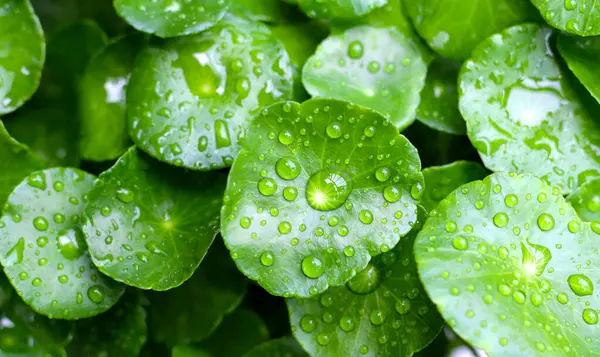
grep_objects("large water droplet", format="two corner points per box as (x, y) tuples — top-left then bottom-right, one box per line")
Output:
(537, 213), (555, 231)
(369, 310), (386, 325)
(582, 308), (598, 325)
(568, 274), (594, 296)
(116, 188), (135, 203)
(260, 251), (275, 266)
(87, 285), (105, 304)
(347, 264), (379, 294)
(257, 178), (277, 196)
(306, 170), (352, 211)
(301, 255), (325, 279)
(275, 157), (301, 180)
(300, 314), (316, 332)
(56, 228), (86, 260)
(520, 240), (552, 276)
(347, 41), (364, 59)
(33, 217), (49, 231)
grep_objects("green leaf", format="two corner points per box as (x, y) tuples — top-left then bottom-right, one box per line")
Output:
(458, 24), (600, 194)
(420, 161), (487, 212)
(415, 172), (600, 356)
(403, 0), (538, 61)
(287, 209), (443, 357)
(172, 346), (213, 357)
(297, 0), (387, 19)
(79, 33), (146, 162)
(82, 147), (226, 290)
(416, 58), (466, 135)
(127, 15), (294, 171)
(228, 0), (296, 22)
(243, 337), (308, 357)
(114, 0), (230, 38)
(0, 121), (45, 209)
(0, 168), (125, 319)
(557, 34), (600, 104)
(221, 99), (423, 298)
(567, 178), (600, 222)
(0, 0), (45, 115)
(530, 0), (600, 36)
(66, 291), (147, 357)
(302, 26), (427, 131)
(147, 238), (247, 345)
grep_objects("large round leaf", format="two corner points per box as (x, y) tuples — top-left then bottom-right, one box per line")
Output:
(79, 33), (146, 162)
(302, 25), (427, 131)
(415, 172), (600, 356)
(416, 58), (466, 135)
(287, 216), (444, 357)
(82, 147), (226, 290)
(147, 238), (247, 345)
(243, 337), (308, 357)
(567, 178), (600, 222)
(0, 122), (45, 209)
(530, 0), (600, 36)
(66, 291), (147, 357)
(0, 168), (125, 319)
(459, 24), (600, 194)
(403, 0), (538, 61)
(297, 0), (386, 19)
(113, 0), (229, 38)
(0, 0), (45, 115)
(557, 34), (600, 104)
(221, 99), (423, 298)
(127, 15), (294, 171)
(420, 161), (487, 212)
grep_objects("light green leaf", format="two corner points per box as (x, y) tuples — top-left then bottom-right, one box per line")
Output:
(221, 99), (423, 298)
(403, 0), (538, 61)
(420, 161), (487, 212)
(114, 0), (229, 38)
(147, 238), (247, 345)
(243, 337), (308, 357)
(0, 168), (125, 319)
(416, 58), (466, 135)
(567, 178), (600, 222)
(79, 33), (146, 162)
(458, 24), (600, 194)
(297, 0), (387, 19)
(0, 0), (45, 115)
(531, 0), (600, 36)
(557, 34), (600, 104)
(303, 26), (427, 130)
(229, 0), (296, 22)
(66, 291), (147, 357)
(82, 147), (226, 290)
(415, 172), (600, 356)
(0, 121), (45, 209)
(287, 212), (444, 357)
(127, 15), (294, 170)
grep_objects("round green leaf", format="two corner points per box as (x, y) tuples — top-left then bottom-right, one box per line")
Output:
(302, 26), (427, 131)
(147, 238), (247, 345)
(221, 99), (423, 298)
(113, 0), (229, 38)
(531, 0), (600, 36)
(403, 0), (538, 61)
(415, 172), (600, 356)
(297, 0), (387, 19)
(0, 168), (125, 319)
(567, 178), (600, 222)
(287, 210), (443, 357)
(0, 0), (45, 115)
(420, 161), (487, 212)
(459, 24), (600, 194)
(557, 34), (600, 104)
(79, 33), (145, 162)
(127, 15), (294, 171)
(82, 147), (226, 290)
(0, 121), (45, 208)
(416, 58), (466, 135)
(243, 337), (308, 357)
(229, 0), (295, 22)
(66, 291), (147, 357)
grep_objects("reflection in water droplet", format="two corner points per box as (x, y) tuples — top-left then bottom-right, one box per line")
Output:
(116, 188), (135, 203)
(568, 274), (594, 296)
(260, 251), (275, 266)
(87, 285), (105, 304)
(257, 178), (277, 196)
(582, 308), (598, 325)
(56, 228), (86, 260)
(306, 170), (352, 211)
(276, 157), (301, 180)
(300, 314), (316, 332)
(301, 255), (325, 279)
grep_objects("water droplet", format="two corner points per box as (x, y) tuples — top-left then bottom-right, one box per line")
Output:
(369, 310), (386, 325)
(359, 210), (373, 224)
(582, 308), (598, 325)
(116, 188), (135, 203)
(32, 278), (42, 286)
(58, 275), (68, 284)
(278, 221), (292, 234)
(343, 246), (355, 257)
(410, 182), (423, 200)
(27, 172), (47, 190)
(33, 217), (48, 231)
(317, 333), (330, 346)
(375, 167), (391, 182)
(300, 314), (316, 332)
(347, 41), (364, 59)
(383, 185), (401, 203)
(347, 264), (379, 294)
(306, 170), (352, 211)
(278, 130), (294, 145)
(339, 315), (356, 332)
(452, 236), (469, 251)
(283, 186), (298, 201)
(504, 194), (518, 207)
(275, 157), (301, 180)
(568, 274), (594, 296)
(530, 292), (543, 306)
(56, 228), (86, 260)
(557, 292), (568, 304)
(260, 251), (275, 266)
(498, 284), (511, 296)
(302, 256), (325, 279)
(240, 217), (251, 229)
(493, 212), (509, 227)
(363, 126), (375, 137)
(513, 291), (526, 304)
(326, 121), (343, 138)
(87, 285), (105, 304)
(537, 213), (555, 231)
(258, 178), (277, 196)
(395, 298), (411, 314)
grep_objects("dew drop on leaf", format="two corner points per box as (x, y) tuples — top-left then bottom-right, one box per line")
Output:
(567, 274), (594, 296)
(301, 256), (325, 279)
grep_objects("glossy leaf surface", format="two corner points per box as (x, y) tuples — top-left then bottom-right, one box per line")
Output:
(243, 337), (308, 357)
(297, 0), (387, 19)
(221, 99), (423, 298)
(531, 0), (600, 36)
(567, 178), (600, 222)
(557, 34), (600, 104)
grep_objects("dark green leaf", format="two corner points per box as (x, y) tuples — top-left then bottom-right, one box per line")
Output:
(531, 0), (600, 36)
(403, 0), (538, 61)
(0, 168), (125, 319)
(557, 34), (600, 104)
(172, 346), (213, 357)
(66, 291), (147, 357)
(415, 172), (600, 356)
(567, 178), (600, 222)
(127, 15), (294, 170)
(83, 147), (226, 290)
(243, 337), (308, 357)
(297, 0), (387, 19)
(114, 0), (230, 38)
(147, 238), (247, 345)
(416, 58), (466, 135)
(221, 99), (423, 298)
(302, 25), (427, 130)
(0, 0), (45, 115)
(79, 33), (146, 161)
(458, 24), (600, 194)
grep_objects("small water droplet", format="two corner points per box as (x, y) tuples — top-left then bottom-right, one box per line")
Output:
(260, 251), (275, 266)
(257, 178), (277, 196)
(275, 157), (301, 180)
